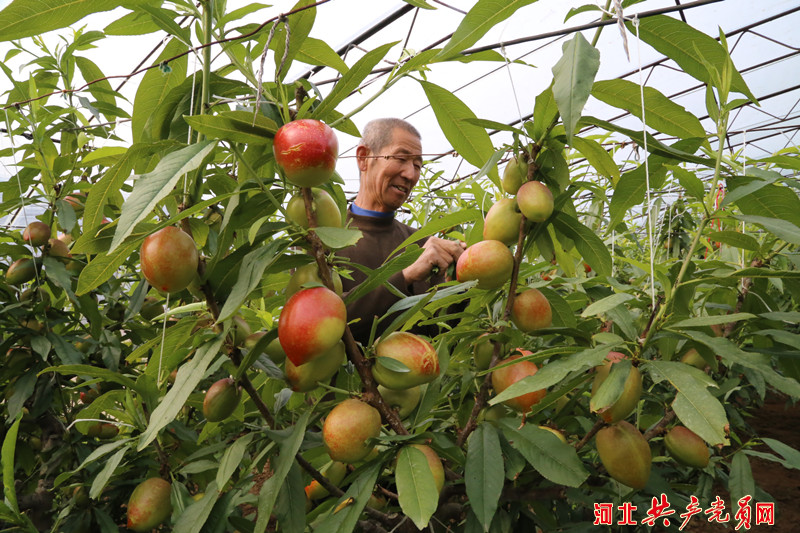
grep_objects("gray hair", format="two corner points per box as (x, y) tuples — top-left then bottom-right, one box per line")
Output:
(358, 118), (421, 153)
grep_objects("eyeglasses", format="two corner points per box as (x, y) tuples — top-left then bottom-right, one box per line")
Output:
(372, 154), (423, 172)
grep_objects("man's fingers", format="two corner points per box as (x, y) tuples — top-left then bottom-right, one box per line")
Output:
(426, 237), (466, 260)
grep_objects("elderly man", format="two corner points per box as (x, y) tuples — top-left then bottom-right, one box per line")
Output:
(337, 118), (465, 346)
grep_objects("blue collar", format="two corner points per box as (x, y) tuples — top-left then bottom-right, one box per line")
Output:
(350, 203), (395, 219)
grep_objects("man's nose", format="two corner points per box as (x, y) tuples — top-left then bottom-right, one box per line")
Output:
(398, 160), (420, 180)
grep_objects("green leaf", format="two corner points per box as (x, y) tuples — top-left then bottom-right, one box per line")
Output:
(390, 209), (481, 258)
(376, 356), (411, 373)
(312, 461), (382, 533)
(565, 4), (601, 22)
(671, 166), (705, 201)
(110, 140), (216, 252)
(436, 0), (539, 60)
(254, 412), (310, 533)
(722, 170), (781, 208)
(499, 420), (589, 487)
(76, 240), (139, 296)
(219, 3), (270, 27)
(132, 37), (187, 143)
(466, 423), (504, 531)
(269, 0), (315, 80)
(42, 256), (77, 304)
(312, 41), (398, 121)
(531, 83), (558, 142)
(104, 9), (161, 35)
(727, 177), (800, 227)
(462, 118), (526, 136)
(0, 0), (126, 41)
(403, 0), (436, 8)
(608, 138), (705, 230)
(629, 15), (755, 102)
(82, 142), (163, 236)
(420, 81), (499, 183)
(550, 211), (612, 277)
(538, 287), (576, 328)
(551, 32), (600, 141)
(581, 116), (712, 166)
(138, 336), (224, 450)
(184, 111), (277, 144)
(678, 331), (800, 398)
(581, 293), (634, 318)
(490, 344), (619, 406)
(733, 215), (800, 245)
(396, 446), (439, 530)
(173, 481), (220, 533)
(313, 227), (363, 250)
(89, 447), (127, 499)
(570, 136), (620, 183)
(343, 247), (423, 305)
(760, 311), (800, 323)
(295, 37), (349, 75)
(590, 358), (631, 413)
(216, 434), (255, 489)
(138, 4), (189, 43)
(275, 463), (305, 533)
(761, 438), (800, 470)
(668, 313), (756, 328)
(729, 452), (755, 511)
(707, 230), (760, 252)
(473, 147), (507, 184)
(644, 360), (728, 445)
(756, 155), (800, 171)
(41, 364), (141, 393)
(2, 415), (22, 514)
(592, 80), (705, 139)
(70, 439), (132, 478)
(714, 268), (800, 280)
(75, 57), (116, 106)
(217, 240), (289, 322)
(6, 373), (36, 422)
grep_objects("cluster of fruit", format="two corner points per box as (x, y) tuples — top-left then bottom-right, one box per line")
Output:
(6, 221), (75, 287)
(121, 120), (713, 529)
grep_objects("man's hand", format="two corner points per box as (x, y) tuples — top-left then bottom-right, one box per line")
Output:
(402, 237), (466, 284)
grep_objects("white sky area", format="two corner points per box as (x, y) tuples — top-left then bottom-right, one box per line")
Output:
(1, 0), (798, 218)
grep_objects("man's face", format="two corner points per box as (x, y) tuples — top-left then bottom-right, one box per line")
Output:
(356, 128), (423, 212)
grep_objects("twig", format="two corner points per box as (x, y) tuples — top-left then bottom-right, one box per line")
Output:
(299, 188), (409, 435)
(199, 259), (277, 429)
(295, 455), (395, 526)
(638, 294), (663, 348)
(575, 419), (606, 451)
(643, 409), (676, 440)
(457, 202), (528, 447)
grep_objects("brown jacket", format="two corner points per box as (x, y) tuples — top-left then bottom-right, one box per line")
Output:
(336, 209), (443, 347)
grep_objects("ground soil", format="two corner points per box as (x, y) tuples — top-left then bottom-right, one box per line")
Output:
(681, 393), (799, 533)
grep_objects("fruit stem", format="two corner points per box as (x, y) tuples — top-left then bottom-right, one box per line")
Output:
(295, 457), (393, 525)
(300, 188), (409, 435)
(590, 0), (614, 47)
(230, 350), (278, 428)
(638, 215), (709, 353)
(314, 382), (354, 396)
(574, 419), (606, 451)
(457, 207), (529, 447)
(642, 409), (676, 440)
(197, 260), (279, 429)
(199, 0), (213, 134)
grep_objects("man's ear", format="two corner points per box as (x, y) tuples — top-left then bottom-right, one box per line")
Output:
(356, 144), (370, 173)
